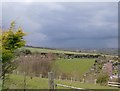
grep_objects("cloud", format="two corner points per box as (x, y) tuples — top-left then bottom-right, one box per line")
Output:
(2, 2), (118, 48)
(0, 2), (2, 27)
(2, 0), (119, 2)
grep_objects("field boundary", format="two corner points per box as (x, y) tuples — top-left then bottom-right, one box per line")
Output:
(108, 81), (120, 87)
(56, 83), (85, 90)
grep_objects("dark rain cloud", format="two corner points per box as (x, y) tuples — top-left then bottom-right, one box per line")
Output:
(2, 2), (118, 48)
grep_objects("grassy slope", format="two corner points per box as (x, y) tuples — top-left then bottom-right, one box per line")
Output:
(25, 47), (115, 58)
(5, 74), (48, 89)
(54, 58), (95, 76)
(5, 74), (117, 89)
(25, 47), (98, 55)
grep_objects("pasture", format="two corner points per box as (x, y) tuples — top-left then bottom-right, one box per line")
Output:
(23, 47), (116, 58)
(5, 74), (118, 89)
(25, 47), (98, 55)
(53, 58), (95, 77)
(3, 47), (118, 90)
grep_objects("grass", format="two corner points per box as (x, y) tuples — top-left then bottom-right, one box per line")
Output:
(5, 74), (48, 89)
(0, 80), (2, 90)
(53, 58), (95, 76)
(5, 74), (118, 90)
(24, 47), (115, 58)
(56, 80), (118, 89)
(25, 47), (98, 55)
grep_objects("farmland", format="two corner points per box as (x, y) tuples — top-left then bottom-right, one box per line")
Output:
(53, 58), (95, 77)
(5, 74), (117, 90)
(24, 47), (98, 55)
(3, 47), (119, 89)
(24, 47), (117, 56)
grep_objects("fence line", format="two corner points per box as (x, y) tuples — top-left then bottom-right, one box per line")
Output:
(56, 84), (85, 90)
(108, 81), (120, 87)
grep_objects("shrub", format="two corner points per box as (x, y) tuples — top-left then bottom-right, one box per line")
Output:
(96, 73), (109, 85)
(15, 48), (32, 56)
(22, 49), (32, 55)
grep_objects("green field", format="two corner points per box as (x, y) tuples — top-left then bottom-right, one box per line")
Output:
(25, 47), (98, 55)
(24, 47), (115, 58)
(53, 58), (95, 77)
(5, 74), (117, 90)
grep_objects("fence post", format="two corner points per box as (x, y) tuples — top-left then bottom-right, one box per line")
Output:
(59, 76), (61, 80)
(23, 72), (26, 90)
(94, 79), (97, 84)
(48, 72), (54, 90)
(40, 74), (42, 78)
(17, 71), (19, 75)
(82, 78), (85, 83)
(65, 77), (67, 80)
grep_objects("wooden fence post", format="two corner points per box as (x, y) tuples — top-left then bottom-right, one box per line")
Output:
(23, 72), (26, 90)
(59, 76), (61, 80)
(48, 72), (54, 90)
(82, 78), (85, 83)
(17, 71), (19, 75)
(40, 74), (42, 78)
(65, 77), (67, 80)
(94, 79), (97, 84)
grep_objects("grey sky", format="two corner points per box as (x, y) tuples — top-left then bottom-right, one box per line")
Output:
(2, 2), (118, 49)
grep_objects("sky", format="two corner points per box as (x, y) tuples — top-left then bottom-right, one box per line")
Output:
(2, 2), (118, 49)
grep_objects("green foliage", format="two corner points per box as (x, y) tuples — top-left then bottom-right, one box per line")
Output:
(1, 21), (26, 88)
(2, 48), (14, 63)
(22, 49), (32, 55)
(96, 73), (109, 85)
(2, 21), (26, 62)
(15, 48), (32, 56)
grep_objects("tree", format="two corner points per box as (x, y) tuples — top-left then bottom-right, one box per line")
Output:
(1, 21), (26, 88)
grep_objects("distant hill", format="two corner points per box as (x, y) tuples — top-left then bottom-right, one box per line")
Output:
(25, 45), (118, 56)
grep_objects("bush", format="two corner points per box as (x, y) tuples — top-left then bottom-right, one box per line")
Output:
(96, 73), (109, 85)
(15, 48), (32, 56)
(23, 49), (32, 55)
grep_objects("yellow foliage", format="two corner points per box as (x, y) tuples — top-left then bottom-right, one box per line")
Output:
(1, 21), (26, 62)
